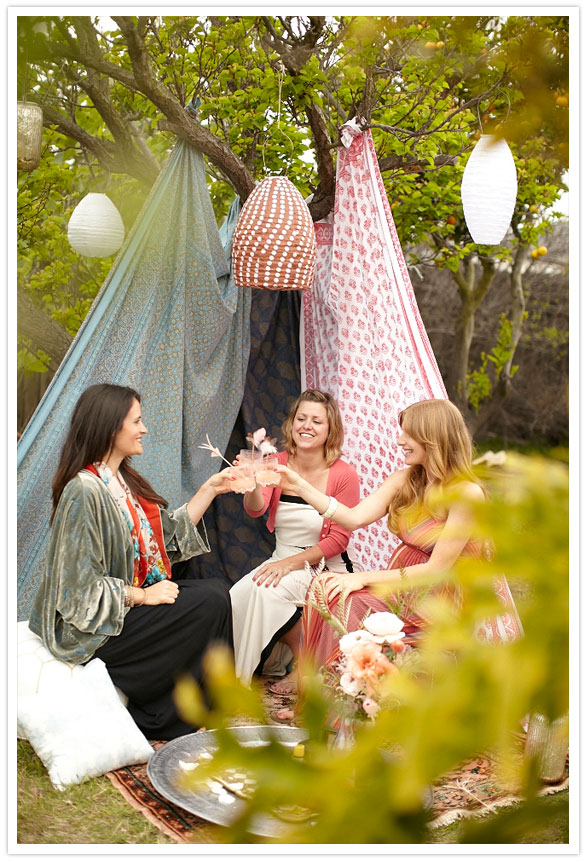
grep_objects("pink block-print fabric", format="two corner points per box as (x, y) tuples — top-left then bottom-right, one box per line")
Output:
(301, 120), (523, 644)
(301, 120), (447, 572)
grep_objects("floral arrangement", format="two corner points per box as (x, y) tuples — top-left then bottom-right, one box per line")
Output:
(198, 427), (278, 466)
(304, 563), (414, 725)
(336, 612), (407, 720)
(246, 428), (278, 455)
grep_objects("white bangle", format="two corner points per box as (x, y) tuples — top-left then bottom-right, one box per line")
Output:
(319, 496), (338, 520)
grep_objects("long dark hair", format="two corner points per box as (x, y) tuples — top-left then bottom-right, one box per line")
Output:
(51, 383), (167, 521)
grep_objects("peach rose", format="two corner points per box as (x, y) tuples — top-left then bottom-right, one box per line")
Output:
(347, 640), (393, 686)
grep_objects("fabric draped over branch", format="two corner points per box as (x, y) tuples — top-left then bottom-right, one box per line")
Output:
(17, 142), (251, 620)
(301, 119), (447, 572)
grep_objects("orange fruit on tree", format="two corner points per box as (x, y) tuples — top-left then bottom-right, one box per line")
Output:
(537, 246), (548, 256)
(447, 215), (457, 225)
(531, 250), (539, 259)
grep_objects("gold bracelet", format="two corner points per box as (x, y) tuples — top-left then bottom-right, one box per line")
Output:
(123, 585), (134, 608)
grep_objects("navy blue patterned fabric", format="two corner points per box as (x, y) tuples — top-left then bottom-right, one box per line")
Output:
(173, 288), (302, 584)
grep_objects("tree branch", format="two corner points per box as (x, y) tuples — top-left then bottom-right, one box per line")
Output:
(18, 288), (72, 370)
(378, 153), (457, 172)
(42, 105), (160, 188)
(112, 16), (255, 202)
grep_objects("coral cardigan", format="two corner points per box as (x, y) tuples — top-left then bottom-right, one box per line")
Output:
(243, 450), (360, 560)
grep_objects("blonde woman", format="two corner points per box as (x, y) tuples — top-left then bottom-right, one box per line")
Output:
(230, 390), (360, 688)
(276, 399), (487, 669)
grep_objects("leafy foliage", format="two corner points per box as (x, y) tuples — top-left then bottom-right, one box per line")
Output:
(16, 15), (569, 421)
(174, 454), (569, 844)
(467, 314), (521, 412)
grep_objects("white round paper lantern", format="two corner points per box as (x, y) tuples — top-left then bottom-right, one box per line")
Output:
(460, 134), (518, 245)
(67, 193), (125, 257)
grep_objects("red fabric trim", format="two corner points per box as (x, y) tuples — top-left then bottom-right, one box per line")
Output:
(139, 496), (172, 579)
(84, 465), (172, 582)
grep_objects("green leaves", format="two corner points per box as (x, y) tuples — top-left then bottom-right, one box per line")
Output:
(172, 453), (568, 844)
(17, 14), (568, 417)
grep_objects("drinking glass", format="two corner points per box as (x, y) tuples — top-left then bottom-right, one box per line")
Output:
(256, 455), (280, 487)
(232, 457), (256, 493)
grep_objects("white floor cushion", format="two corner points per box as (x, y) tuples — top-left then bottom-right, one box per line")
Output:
(17, 621), (153, 790)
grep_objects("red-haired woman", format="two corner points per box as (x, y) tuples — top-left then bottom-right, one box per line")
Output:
(276, 399), (516, 671)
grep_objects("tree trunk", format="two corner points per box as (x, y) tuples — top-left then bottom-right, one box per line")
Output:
(445, 256), (496, 419)
(449, 295), (476, 413)
(17, 288), (72, 371)
(470, 246), (529, 435)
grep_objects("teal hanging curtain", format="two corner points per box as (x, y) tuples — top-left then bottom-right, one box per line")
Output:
(17, 141), (251, 620)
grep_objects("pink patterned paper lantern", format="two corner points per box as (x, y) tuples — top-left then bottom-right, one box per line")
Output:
(232, 177), (316, 290)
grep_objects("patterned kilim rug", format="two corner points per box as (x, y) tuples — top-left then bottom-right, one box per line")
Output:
(105, 677), (569, 844)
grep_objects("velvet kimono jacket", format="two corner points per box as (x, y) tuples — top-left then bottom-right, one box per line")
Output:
(29, 469), (210, 664)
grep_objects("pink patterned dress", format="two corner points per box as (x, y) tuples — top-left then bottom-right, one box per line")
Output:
(301, 512), (495, 670)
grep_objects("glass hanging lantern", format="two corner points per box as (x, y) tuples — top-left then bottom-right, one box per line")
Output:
(17, 101), (43, 171)
(524, 712), (569, 784)
(232, 176), (316, 290)
(460, 134), (518, 245)
(67, 193), (125, 258)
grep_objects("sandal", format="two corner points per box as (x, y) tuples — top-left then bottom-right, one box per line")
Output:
(268, 671), (298, 697)
(268, 680), (297, 697)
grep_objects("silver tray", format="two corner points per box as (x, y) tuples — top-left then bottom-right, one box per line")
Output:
(147, 725), (309, 837)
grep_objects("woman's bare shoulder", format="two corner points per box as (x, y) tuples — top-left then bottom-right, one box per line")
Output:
(452, 480), (486, 503)
(384, 467), (411, 485)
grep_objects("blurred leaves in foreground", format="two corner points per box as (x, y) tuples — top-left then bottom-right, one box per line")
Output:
(174, 453), (569, 843)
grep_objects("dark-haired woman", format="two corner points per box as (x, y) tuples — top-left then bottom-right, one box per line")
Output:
(230, 389), (361, 688)
(29, 383), (235, 740)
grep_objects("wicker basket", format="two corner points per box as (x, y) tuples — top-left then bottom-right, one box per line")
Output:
(232, 177), (316, 290)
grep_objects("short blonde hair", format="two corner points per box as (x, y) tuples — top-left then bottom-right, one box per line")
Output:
(281, 389), (344, 467)
(388, 399), (483, 532)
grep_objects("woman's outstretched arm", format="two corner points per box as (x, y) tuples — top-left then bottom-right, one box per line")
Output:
(185, 466), (236, 524)
(276, 464), (408, 530)
(324, 482), (485, 599)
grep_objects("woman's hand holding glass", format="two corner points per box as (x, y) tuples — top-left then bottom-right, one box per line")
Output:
(274, 464), (303, 495)
(229, 450), (259, 494)
(206, 466), (240, 494)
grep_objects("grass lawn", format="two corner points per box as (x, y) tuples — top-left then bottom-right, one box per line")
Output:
(17, 740), (569, 846)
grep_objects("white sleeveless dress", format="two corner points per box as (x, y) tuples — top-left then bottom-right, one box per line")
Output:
(230, 498), (356, 684)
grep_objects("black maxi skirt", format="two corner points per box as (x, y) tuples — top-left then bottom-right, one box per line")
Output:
(94, 578), (233, 740)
